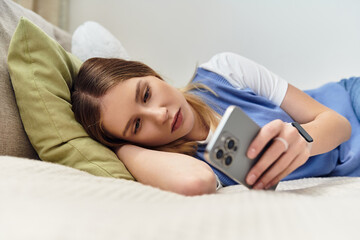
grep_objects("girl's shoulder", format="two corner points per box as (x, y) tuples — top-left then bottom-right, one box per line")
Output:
(198, 52), (288, 106)
(199, 52), (242, 73)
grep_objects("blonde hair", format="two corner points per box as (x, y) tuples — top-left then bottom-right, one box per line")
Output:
(71, 58), (220, 155)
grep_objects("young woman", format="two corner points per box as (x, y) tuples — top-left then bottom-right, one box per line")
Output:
(71, 52), (359, 196)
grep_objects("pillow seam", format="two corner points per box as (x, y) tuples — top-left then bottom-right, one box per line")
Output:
(67, 141), (115, 178)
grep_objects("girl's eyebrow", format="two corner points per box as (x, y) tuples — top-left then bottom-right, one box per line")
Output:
(123, 80), (143, 136)
(135, 80), (143, 103)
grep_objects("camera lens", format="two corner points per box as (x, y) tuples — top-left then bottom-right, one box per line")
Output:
(225, 138), (235, 150)
(215, 148), (224, 159)
(224, 155), (232, 166)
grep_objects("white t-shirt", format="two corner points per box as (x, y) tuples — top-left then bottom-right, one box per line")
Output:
(199, 52), (288, 106)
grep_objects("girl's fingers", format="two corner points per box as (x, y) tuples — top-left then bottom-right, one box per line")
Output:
(246, 121), (311, 188)
(252, 138), (306, 189)
(247, 119), (284, 159)
(246, 122), (300, 186)
(246, 138), (289, 186)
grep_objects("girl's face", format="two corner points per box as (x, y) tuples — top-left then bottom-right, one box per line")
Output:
(100, 76), (196, 146)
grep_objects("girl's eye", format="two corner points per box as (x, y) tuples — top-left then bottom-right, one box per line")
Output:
(143, 87), (150, 103)
(134, 118), (141, 134)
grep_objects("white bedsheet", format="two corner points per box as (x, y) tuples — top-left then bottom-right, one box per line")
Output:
(1, 155), (359, 240)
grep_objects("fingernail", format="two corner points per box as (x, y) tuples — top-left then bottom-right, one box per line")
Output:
(247, 174), (256, 185)
(265, 183), (272, 190)
(253, 182), (264, 190)
(248, 148), (256, 159)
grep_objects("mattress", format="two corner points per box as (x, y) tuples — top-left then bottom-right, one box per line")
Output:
(1, 155), (359, 240)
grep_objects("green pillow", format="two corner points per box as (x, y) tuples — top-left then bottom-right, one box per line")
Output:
(7, 17), (134, 180)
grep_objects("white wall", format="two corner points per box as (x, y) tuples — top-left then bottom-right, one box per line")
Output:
(68, 0), (360, 89)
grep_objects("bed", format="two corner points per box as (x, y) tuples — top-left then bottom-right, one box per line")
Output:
(1, 155), (360, 239)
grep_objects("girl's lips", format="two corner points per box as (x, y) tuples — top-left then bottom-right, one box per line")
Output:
(171, 108), (182, 132)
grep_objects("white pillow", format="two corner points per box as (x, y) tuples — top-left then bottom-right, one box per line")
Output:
(71, 21), (130, 61)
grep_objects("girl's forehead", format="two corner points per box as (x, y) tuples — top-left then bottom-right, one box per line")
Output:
(99, 79), (136, 134)
(101, 79), (135, 111)
(101, 75), (165, 110)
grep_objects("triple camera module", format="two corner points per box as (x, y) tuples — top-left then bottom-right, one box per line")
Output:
(214, 134), (238, 167)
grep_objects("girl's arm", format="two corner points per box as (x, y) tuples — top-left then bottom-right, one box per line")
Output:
(280, 84), (351, 155)
(245, 84), (351, 190)
(115, 144), (217, 196)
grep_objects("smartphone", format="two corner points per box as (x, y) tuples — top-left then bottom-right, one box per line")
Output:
(204, 105), (277, 190)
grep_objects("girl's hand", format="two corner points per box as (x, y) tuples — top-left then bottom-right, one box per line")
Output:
(245, 119), (312, 190)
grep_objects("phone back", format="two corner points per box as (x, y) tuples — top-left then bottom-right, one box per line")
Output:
(205, 105), (277, 190)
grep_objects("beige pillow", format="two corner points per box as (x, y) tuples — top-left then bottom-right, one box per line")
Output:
(7, 17), (134, 180)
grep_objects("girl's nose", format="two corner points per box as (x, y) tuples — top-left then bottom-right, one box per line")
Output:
(146, 107), (169, 124)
